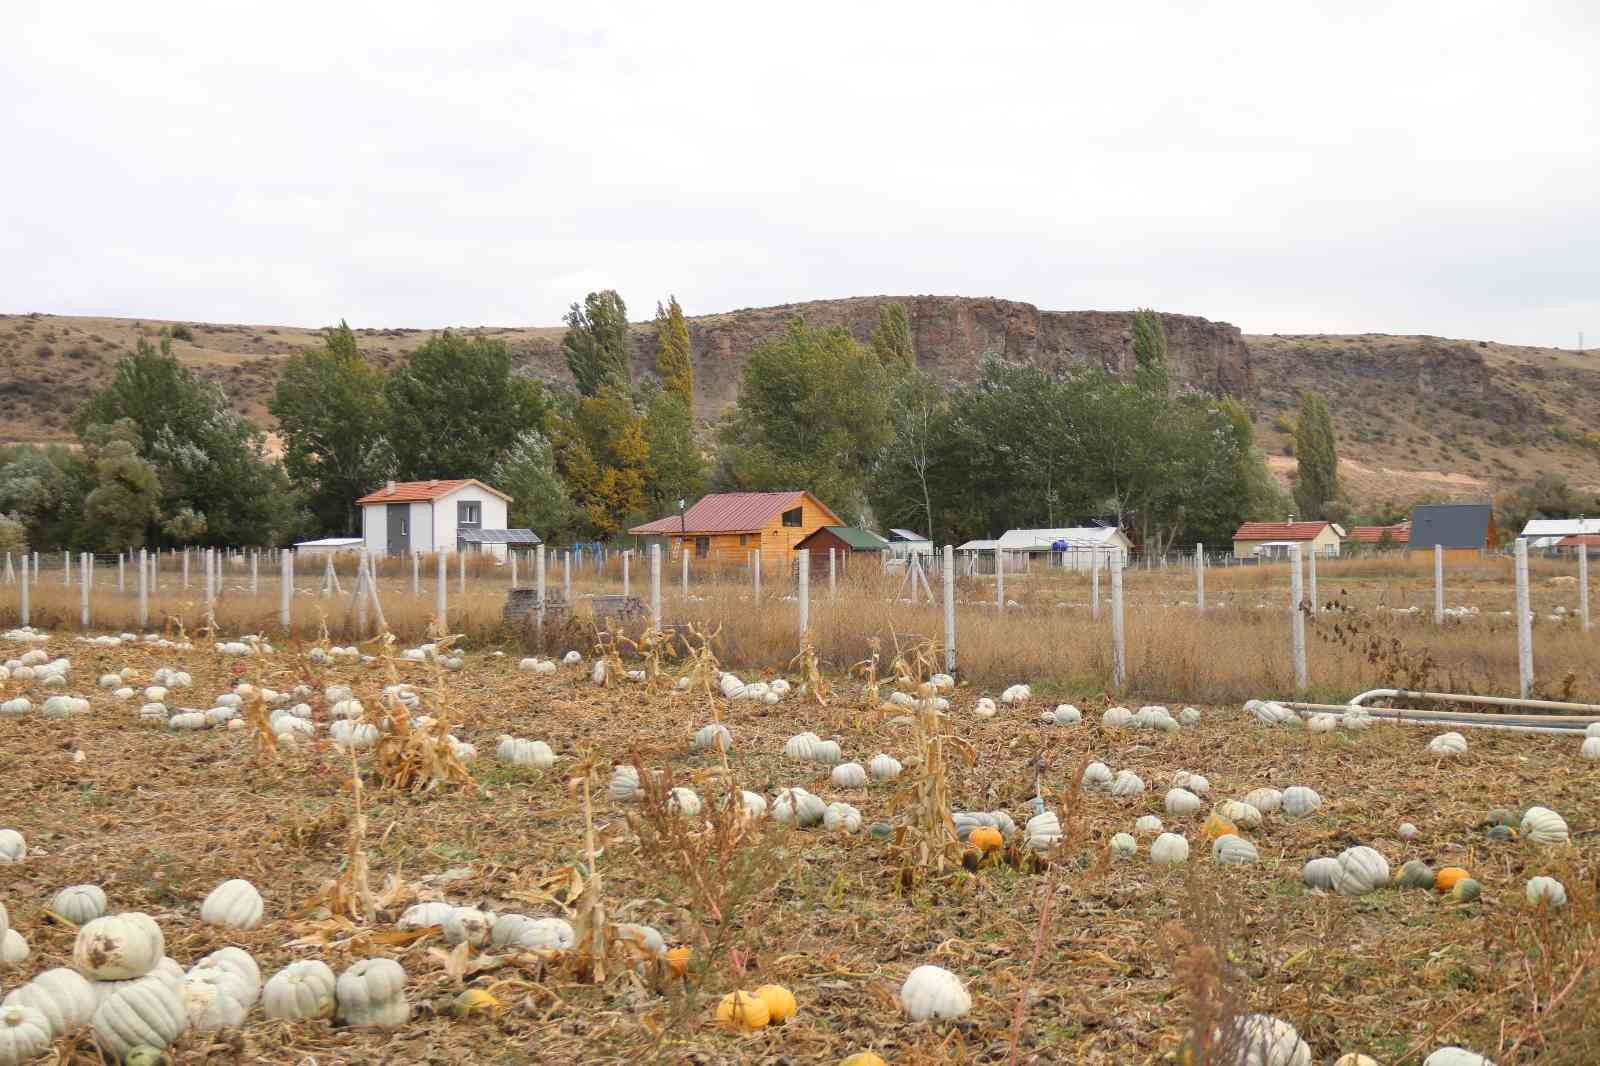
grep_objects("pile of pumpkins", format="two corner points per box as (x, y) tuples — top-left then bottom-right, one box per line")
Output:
(0, 878), (413, 1065)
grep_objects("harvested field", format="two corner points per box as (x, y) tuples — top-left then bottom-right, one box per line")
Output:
(1, 627), (1596, 1064)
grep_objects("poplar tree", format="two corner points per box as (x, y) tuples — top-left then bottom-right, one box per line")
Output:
(870, 302), (914, 367)
(1292, 390), (1341, 519)
(653, 295), (694, 405)
(562, 290), (632, 396)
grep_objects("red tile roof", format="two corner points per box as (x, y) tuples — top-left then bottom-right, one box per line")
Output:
(1232, 521), (1333, 542)
(355, 479), (509, 505)
(1557, 534), (1600, 547)
(1350, 523), (1411, 543)
(630, 491), (836, 535)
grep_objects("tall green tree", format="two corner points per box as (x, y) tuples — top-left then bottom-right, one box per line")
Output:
(384, 331), (548, 481)
(269, 321), (393, 534)
(870, 302), (914, 367)
(869, 368), (947, 541)
(1291, 390), (1341, 519)
(643, 386), (705, 515)
(75, 338), (302, 546)
(653, 296), (694, 405)
(550, 385), (653, 538)
(78, 420), (163, 551)
(1131, 308), (1169, 396)
(562, 290), (632, 396)
(492, 430), (575, 540)
(715, 317), (891, 517)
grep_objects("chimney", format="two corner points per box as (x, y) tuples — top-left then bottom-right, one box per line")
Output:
(385, 480), (396, 495)
(1287, 513), (1296, 525)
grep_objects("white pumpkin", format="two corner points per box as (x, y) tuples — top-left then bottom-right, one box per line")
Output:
(783, 732), (820, 761)
(1307, 713), (1339, 733)
(1110, 770), (1146, 799)
(831, 762), (867, 788)
(1398, 822), (1419, 840)
(0, 699), (29, 717)
(1281, 786), (1323, 817)
(1109, 832), (1138, 858)
(168, 710), (209, 731)
(1520, 806), (1570, 846)
(182, 968), (251, 1032)
(1135, 815), (1163, 835)
(2, 966), (97, 1036)
(1525, 876), (1567, 908)
(867, 753), (903, 782)
(1173, 770), (1211, 794)
(329, 720), (379, 750)
(772, 788), (826, 827)
(443, 906), (493, 947)
(1101, 706), (1133, 728)
(1178, 706), (1201, 725)
(1151, 833), (1189, 865)
(1243, 788), (1283, 815)
(1302, 857), (1340, 890)
(823, 802), (863, 834)
(1212, 834), (1259, 865)
(1428, 732), (1468, 756)
(1342, 708), (1374, 731)
(192, 948), (259, 1002)
(1422, 1050), (1496, 1066)
(1335, 1056), (1380, 1066)
(1, 930), (28, 966)
(691, 724), (733, 753)
(973, 697), (997, 718)
(41, 885), (102, 929)
(398, 901), (455, 931)
(74, 912), (164, 980)
(336, 958), (409, 1028)
(739, 791), (768, 820)
(91, 976), (187, 1057)
(497, 736), (557, 769)
(1217, 800), (1263, 830)
(0, 830), (25, 864)
(1000, 683), (1032, 704)
(608, 764), (643, 803)
(1048, 704), (1082, 725)
(810, 740), (843, 766)
(1332, 846), (1390, 896)
(900, 964), (971, 1021)
(263, 959), (337, 1021)
(1219, 1013), (1312, 1066)
(505, 915), (575, 951)
(667, 787), (702, 818)
(0, 1004), (51, 1064)
(1165, 788), (1203, 816)
(1081, 762), (1114, 789)
(1024, 811), (1062, 851)
(199, 878), (264, 930)
(1582, 736), (1600, 761)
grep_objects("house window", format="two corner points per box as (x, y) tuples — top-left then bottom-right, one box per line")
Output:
(696, 537), (710, 559)
(781, 506), (803, 528)
(739, 534), (749, 547)
(458, 501), (481, 527)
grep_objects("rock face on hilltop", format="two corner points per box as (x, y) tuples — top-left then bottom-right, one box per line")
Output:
(606, 296), (1252, 417)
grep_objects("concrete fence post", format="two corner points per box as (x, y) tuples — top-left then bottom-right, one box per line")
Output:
(996, 547), (1005, 612)
(510, 549), (518, 589)
(1195, 543), (1205, 610)
(829, 547), (837, 602)
(1110, 552), (1126, 689)
(411, 552), (420, 596)
(797, 550), (809, 636)
(681, 547), (688, 601)
(623, 550), (631, 598)
(458, 549), (466, 595)
(19, 553), (29, 625)
(80, 552), (91, 628)
(118, 553), (125, 593)
(356, 551), (370, 636)
(1307, 548), (1318, 614)
(139, 548), (149, 630)
(753, 550), (762, 606)
(1091, 550), (1101, 621)
(1434, 544), (1445, 625)
(650, 544), (662, 628)
(1580, 543), (1591, 632)
(279, 548), (293, 631)
(1515, 538), (1533, 698)
(943, 544), (956, 674)
(182, 548), (189, 590)
(563, 549), (571, 603)
(1290, 544), (1308, 693)
(435, 551), (448, 630)
(536, 545), (547, 635)
(250, 550), (258, 594)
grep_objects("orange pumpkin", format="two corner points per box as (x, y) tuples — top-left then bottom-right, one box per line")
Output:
(666, 945), (692, 978)
(1201, 813), (1238, 841)
(716, 990), (770, 1030)
(754, 983), (797, 1023)
(969, 826), (1004, 852)
(1435, 867), (1471, 893)
(841, 1054), (889, 1066)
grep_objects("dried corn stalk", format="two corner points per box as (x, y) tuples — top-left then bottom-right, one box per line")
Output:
(368, 632), (473, 793)
(566, 752), (610, 983)
(673, 623), (723, 719)
(887, 636), (970, 874)
(790, 635), (829, 707)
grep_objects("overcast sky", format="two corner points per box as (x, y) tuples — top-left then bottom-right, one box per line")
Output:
(3, 2), (1595, 347)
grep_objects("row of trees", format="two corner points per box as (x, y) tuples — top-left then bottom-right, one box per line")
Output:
(8, 293), (1582, 558)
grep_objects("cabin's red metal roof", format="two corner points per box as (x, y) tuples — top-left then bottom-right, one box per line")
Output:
(356, 479), (509, 505)
(1232, 521), (1332, 541)
(1349, 523), (1411, 543)
(1557, 533), (1600, 547)
(630, 491), (823, 535)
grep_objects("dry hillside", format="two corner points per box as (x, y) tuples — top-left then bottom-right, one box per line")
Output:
(2, 301), (1595, 501)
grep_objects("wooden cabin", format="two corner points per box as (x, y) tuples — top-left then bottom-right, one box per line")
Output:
(794, 526), (890, 572)
(629, 491), (842, 566)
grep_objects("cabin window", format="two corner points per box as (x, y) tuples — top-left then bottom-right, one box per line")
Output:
(739, 534), (749, 547)
(696, 537), (710, 559)
(458, 501), (481, 527)
(781, 506), (803, 528)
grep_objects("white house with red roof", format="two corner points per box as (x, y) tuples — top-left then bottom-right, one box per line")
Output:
(1230, 519), (1346, 560)
(356, 479), (533, 559)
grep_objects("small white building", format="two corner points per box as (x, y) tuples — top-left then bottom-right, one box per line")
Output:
(997, 527), (1132, 572)
(356, 479), (526, 559)
(885, 528), (933, 561)
(1521, 518), (1596, 551)
(292, 536), (364, 559)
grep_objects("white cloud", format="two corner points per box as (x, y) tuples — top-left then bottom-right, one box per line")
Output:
(1, 0), (1595, 346)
